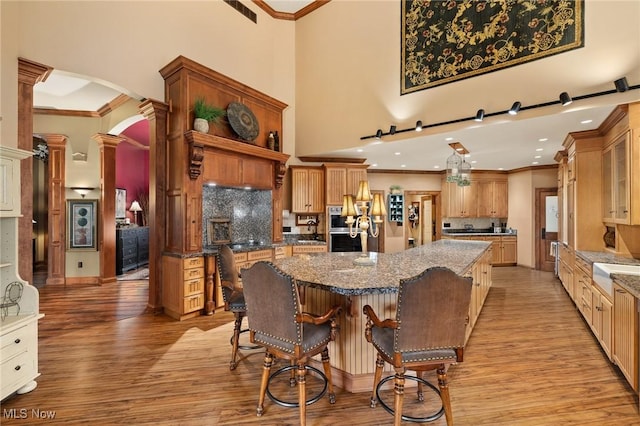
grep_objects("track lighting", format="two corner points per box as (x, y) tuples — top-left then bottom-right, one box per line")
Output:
(375, 129), (382, 139)
(508, 101), (521, 115)
(559, 92), (572, 106)
(474, 109), (485, 122)
(614, 77), (629, 92)
(389, 125), (397, 135)
(415, 120), (422, 132)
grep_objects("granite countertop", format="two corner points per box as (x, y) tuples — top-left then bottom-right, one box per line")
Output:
(201, 238), (327, 255)
(442, 229), (517, 236)
(575, 250), (640, 299)
(273, 239), (491, 296)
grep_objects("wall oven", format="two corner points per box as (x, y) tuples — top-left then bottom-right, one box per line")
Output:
(328, 206), (362, 252)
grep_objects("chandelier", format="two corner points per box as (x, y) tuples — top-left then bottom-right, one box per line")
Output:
(446, 142), (471, 187)
(341, 181), (387, 265)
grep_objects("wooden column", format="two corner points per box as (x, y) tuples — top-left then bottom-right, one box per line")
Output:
(94, 134), (121, 284)
(45, 135), (67, 285)
(140, 99), (168, 313)
(17, 58), (53, 285)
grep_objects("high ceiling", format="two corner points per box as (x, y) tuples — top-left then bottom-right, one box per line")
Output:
(32, 1), (640, 172)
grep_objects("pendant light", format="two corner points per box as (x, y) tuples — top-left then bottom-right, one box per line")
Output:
(457, 157), (471, 187)
(446, 149), (462, 183)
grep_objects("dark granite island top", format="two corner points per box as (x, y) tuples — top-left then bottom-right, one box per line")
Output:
(272, 239), (491, 296)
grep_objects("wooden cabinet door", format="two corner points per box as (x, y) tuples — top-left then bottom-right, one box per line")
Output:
(600, 294), (613, 360)
(477, 181), (494, 217)
(493, 181), (508, 217)
(291, 167), (324, 213)
(325, 167), (347, 205)
(612, 284), (638, 391)
(501, 237), (517, 264)
(461, 182), (478, 217)
(566, 180), (575, 248)
(602, 147), (615, 222)
(613, 134), (629, 223)
(346, 167), (368, 197)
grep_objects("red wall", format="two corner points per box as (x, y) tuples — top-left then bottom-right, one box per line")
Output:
(115, 142), (149, 225)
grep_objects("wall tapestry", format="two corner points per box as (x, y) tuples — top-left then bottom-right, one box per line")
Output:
(401, 0), (584, 94)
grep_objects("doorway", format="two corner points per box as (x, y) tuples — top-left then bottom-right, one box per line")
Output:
(535, 188), (558, 272)
(404, 191), (441, 250)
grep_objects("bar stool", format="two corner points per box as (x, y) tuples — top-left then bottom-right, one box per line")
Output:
(241, 261), (342, 426)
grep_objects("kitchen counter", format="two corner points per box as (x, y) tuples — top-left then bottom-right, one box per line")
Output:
(270, 238), (492, 393)
(576, 250), (640, 298)
(442, 229), (517, 236)
(201, 238), (326, 255)
(274, 239), (490, 296)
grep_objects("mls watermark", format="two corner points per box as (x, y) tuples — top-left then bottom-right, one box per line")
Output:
(3, 408), (56, 420)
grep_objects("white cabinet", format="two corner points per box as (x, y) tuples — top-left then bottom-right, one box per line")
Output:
(1, 147), (44, 401)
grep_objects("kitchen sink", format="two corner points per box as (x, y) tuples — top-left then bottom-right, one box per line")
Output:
(592, 262), (640, 296)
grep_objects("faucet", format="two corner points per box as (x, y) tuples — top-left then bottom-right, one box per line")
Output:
(307, 219), (319, 239)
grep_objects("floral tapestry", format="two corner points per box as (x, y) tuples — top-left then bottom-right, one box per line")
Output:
(402, 0), (584, 94)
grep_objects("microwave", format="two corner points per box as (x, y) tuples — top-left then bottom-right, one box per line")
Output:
(327, 205), (361, 232)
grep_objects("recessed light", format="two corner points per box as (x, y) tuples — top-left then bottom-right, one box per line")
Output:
(445, 137), (453, 141)
(532, 161), (539, 165)
(538, 138), (548, 142)
(536, 148), (543, 152)
(534, 155), (541, 159)
(581, 119), (593, 124)
(433, 165), (440, 169)
(394, 152), (401, 156)
(371, 163), (378, 167)
(498, 167), (504, 171)
(471, 160), (477, 164)
(356, 148), (363, 153)
(400, 164), (406, 168)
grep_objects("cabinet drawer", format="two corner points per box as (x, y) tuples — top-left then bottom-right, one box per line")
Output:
(1, 349), (37, 395)
(183, 293), (204, 313)
(1, 323), (36, 360)
(292, 245), (327, 254)
(574, 255), (591, 276)
(183, 267), (204, 280)
(182, 257), (204, 269)
(247, 249), (273, 262)
(184, 277), (204, 296)
(233, 253), (248, 264)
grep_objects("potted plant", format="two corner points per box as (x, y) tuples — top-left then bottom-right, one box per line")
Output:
(193, 97), (226, 133)
(389, 184), (402, 194)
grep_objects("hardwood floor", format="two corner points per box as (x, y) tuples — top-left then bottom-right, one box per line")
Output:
(2, 267), (638, 425)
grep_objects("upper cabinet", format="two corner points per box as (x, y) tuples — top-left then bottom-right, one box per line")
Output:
(477, 179), (508, 218)
(324, 164), (368, 206)
(0, 147), (31, 217)
(602, 131), (630, 224)
(291, 166), (325, 213)
(443, 179), (478, 218)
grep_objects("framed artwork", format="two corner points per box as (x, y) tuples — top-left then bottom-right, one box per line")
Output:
(115, 188), (126, 219)
(68, 199), (97, 250)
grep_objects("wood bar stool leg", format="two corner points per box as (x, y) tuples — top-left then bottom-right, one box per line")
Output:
(393, 369), (405, 426)
(257, 352), (273, 417)
(320, 348), (336, 403)
(297, 362), (307, 426)
(370, 354), (385, 408)
(437, 365), (453, 426)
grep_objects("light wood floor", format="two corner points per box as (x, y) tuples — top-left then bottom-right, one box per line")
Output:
(2, 267), (638, 425)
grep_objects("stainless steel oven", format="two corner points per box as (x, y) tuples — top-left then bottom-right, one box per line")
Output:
(328, 206), (363, 252)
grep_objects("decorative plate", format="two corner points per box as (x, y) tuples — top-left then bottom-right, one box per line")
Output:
(227, 102), (259, 142)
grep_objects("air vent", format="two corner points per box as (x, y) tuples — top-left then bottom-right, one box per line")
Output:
(224, 0), (257, 23)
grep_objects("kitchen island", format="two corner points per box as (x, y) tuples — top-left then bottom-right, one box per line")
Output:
(272, 239), (492, 392)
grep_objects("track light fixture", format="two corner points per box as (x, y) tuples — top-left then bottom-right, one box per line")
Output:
(359, 77), (638, 141)
(614, 77), (629, 92)
(559, 92), (572, 106)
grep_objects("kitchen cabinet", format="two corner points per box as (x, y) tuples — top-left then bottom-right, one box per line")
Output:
(612, 283), (638, 392)
(291, 167), (325, 213)
(466, 249), (492, 343)
(477, 180), (508, 218)
(274, 245), (292, 259)
(462, 235), (517, 266)
(324, 164), (368, 206)
(443, 179), (477, 218)
(602, 131), (630, 224)
(162, 256), (205, 320)
(292, 245), (327, 254)
(573, 257), (592, 322)
(591, 285), (613, 360)
(561, 133), (603, 251)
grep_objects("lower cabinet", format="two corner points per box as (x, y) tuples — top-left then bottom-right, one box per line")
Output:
(274, 245), (292, 259)
(612, 283), (638, 392)
(466, 249), (492, 343)
(162, 256), (205, 320)
(1, 315), (43, 400)
(591, 285), (613, 360)
(292, 244), (327, 255)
